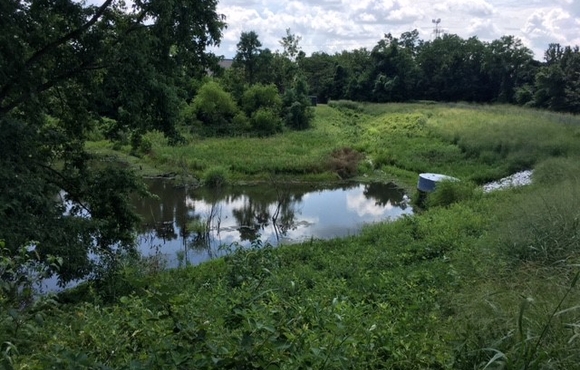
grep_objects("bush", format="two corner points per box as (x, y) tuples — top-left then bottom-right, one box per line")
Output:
(188, 81), (239, 136)
(373, 149), (396, 168)
(203, 166), (229, 188)
(241, 84), (282, 117)
(425, 179), (477, 208)
(250, 108), (282, 136)
(328, 147), (364, 179)
(231, 111), (251, 133)
(328, 100), (363, 113)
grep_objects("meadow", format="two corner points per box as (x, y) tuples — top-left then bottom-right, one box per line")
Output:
(4, 102), (580, 369)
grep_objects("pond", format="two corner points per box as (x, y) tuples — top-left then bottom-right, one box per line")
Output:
(136, 180), (413, 267)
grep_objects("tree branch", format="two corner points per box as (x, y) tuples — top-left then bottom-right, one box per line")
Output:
(0, 0), (114, 107)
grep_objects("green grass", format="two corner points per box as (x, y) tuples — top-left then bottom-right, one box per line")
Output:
(6, 103), (580, 368)
(86, 102), (580, 189)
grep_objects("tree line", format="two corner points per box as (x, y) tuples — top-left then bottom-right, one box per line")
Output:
(216, 28), (580, 115)
(297, 31), (580, 113)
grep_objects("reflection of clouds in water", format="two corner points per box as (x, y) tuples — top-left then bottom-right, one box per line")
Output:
(185, 196), (246, 211)
(346, 191), (393, 218)
(213, 213), (319, 245)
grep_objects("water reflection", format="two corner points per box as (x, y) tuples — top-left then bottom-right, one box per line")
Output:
(134, 180), (412, 267)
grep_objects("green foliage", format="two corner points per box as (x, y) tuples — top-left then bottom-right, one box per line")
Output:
(250, 108), (282, 136)
(203, 166), (230, 188)
(426, 180), (479, 208)
(0, 0), (224, 283)
(328, 100), (364, 112)
(241, 84), (282, 116)
(190, 81), (240, 136)
(0, 243), (61, 309)
(533, 157), (580, 185)
(496, 180), (580, 265)
(233, 31), (263, 85)
(282, 77), (314, 130)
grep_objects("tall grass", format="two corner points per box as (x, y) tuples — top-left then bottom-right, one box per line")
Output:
(88, 103), (580, 189)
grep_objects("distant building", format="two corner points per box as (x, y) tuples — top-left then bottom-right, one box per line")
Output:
(206, 58), (233, 76)
(218, 58), (233, 70)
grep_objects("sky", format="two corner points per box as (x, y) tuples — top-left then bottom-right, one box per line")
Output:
(211, 0), (580, 61)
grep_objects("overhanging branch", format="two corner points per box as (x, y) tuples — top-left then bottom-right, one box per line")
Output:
(0, 0), (114, 108)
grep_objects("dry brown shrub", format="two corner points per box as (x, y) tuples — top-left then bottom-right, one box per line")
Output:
(328, 147), (364, 179)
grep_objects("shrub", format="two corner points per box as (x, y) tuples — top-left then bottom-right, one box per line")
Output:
(231, 111), (251, 133)
(283, 77), (314, 130)
(203, 166), (229, 188)
(328, 100), (363, 113)
(373, 149), (396, 168)
(241, 84), (282, 117)
(188, 81), (239, 136)
(426, 179), (477, 208)
(328, 147), (364, 179)
(250, 108), (282, 136)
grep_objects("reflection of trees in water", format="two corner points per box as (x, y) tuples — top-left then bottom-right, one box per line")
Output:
(362, 182), (406, 208)
(133, 180), (191, 241)
(133, 180), (407, 256)
(186, 201), (221, 263)
(229, 184), (307, 243)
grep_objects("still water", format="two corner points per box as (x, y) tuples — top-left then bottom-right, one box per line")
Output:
(136, 180), (413, 267)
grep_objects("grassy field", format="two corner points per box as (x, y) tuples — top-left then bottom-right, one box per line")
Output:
(87, 101), (580, 190)
(4, 102), (580, 368)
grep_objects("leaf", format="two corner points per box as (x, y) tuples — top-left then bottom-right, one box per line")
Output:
(7, 309), (19, 321)
(570, 270), (580, 288)
(482, 348), (507, 370)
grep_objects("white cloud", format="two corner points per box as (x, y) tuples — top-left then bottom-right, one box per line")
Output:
(522, 7), (580, 59)
(209, 0), (580, 60)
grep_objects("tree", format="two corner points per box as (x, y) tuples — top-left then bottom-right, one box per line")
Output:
(283, 77), (314, 130)
(242, 84), (283, 136)
(300, 52), (336, 103)
(370, 32), (420, 102)
(0, 0), (225, 284)
(533, 44), (580, 113)
(233, 31), (263, 85)
(279, 28), (302, 62)
(484, 36), (535, 103)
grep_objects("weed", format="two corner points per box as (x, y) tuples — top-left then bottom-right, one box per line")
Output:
(327, 147), (364, 179)
(203, 166), (229, 187)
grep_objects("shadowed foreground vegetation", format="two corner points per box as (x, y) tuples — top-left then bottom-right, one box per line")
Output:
(3, 103), (580, 369)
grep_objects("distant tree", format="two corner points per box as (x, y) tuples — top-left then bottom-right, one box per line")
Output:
(233, 31), (263, 85)
(300, 52), (336, 103)
(283, 77), (314, 130)
(484, 36), (535, 103)
(253, 48), (279, 86)
(370, 32), (420, 102)
(532, 44), (580, 113)
(339, 48), (373, 101)
(280, 28), (303, 62)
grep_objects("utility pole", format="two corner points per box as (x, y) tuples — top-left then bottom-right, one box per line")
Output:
(432, 18), (442, 39)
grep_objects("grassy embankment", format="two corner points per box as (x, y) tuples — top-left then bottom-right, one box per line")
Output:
(4, 102), (580, 368)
